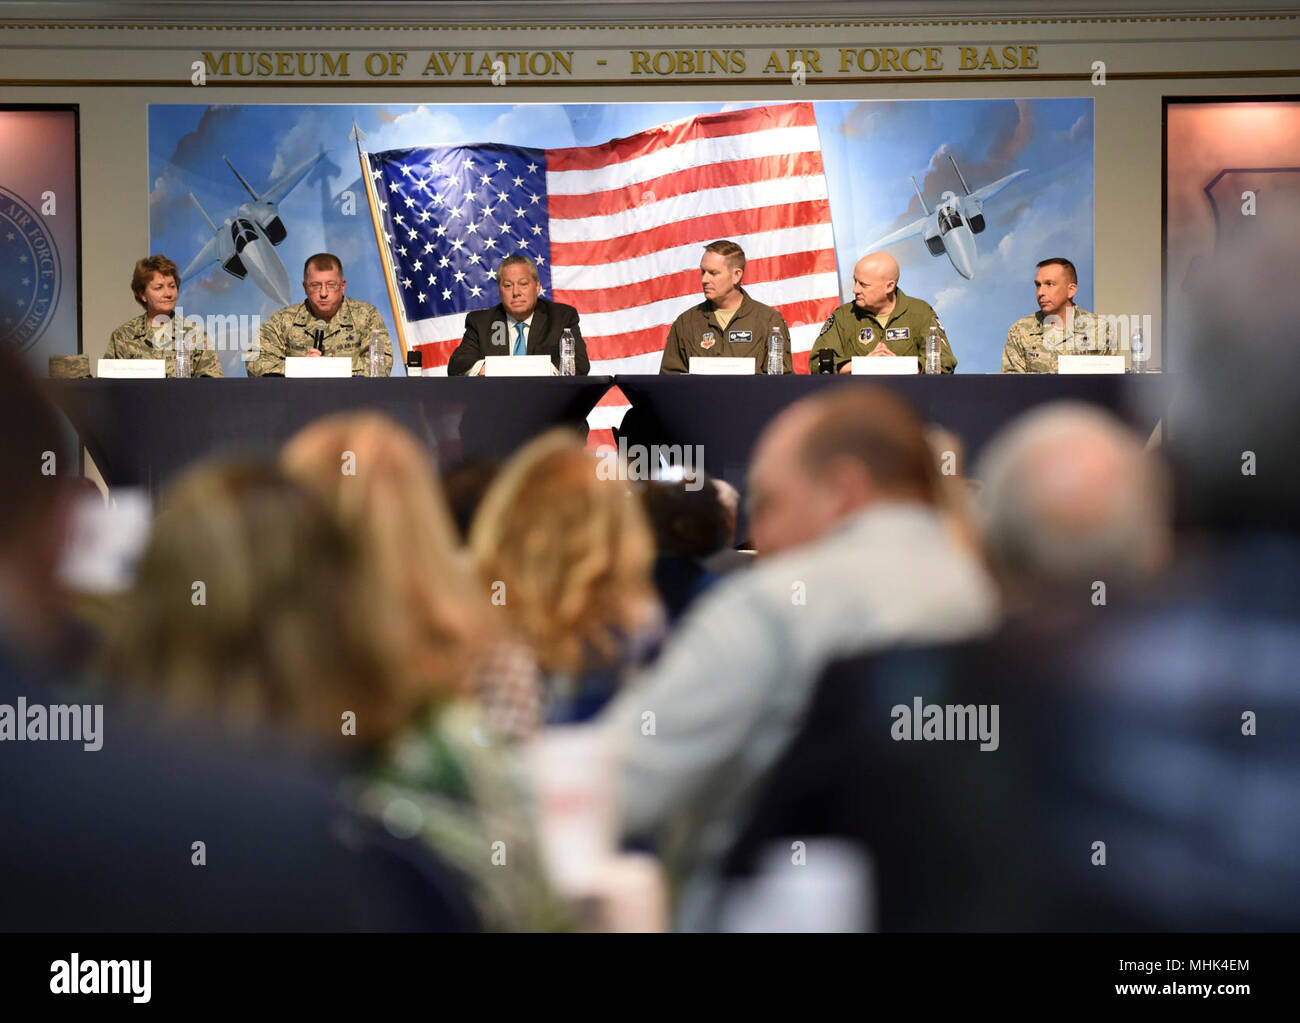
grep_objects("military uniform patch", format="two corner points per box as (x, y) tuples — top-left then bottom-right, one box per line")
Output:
(859, 327), (872, 343)
(817, 315), (835, 337)
(728, 330), (752, 344)
(885, 327), (910, 341)
(701, 331), (716, 350)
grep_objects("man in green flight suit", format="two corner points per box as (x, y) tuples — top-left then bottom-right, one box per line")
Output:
(659, 240), (793, 375)
(809, 251), (956, 374)
(1001, 257), (1114, 373)
(247, 253), (394, 377)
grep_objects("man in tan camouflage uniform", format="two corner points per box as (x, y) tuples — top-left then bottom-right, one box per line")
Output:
(247, 253), (393, 377)
(1002, 257), (1113, 373)
(105, 254), (223, 377)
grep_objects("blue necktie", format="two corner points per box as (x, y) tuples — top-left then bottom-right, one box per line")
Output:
(512, 321), (527, 357)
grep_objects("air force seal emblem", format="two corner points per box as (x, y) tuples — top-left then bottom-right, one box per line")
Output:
(858, 327), (872, 343)
(701, 331), (716, 350)
(0, 185), (62, 353)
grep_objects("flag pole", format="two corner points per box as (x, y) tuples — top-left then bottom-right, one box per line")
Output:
(352, 120), (409, 363)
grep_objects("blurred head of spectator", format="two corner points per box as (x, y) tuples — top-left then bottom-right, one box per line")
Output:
(974, 402), (1170, 608)
(103, 458), (399, 744)
(642, 476), (730, 558)
(442, 458), (502, 542)
(641, 476), (730, 623)
(282, 413), (491, 713)
(925, 424), (981, 556)
(470, 428), (657, 677)
(711, 477), (741, 547)
(0, 345), (74, 661)
(748, 385), (938, 556)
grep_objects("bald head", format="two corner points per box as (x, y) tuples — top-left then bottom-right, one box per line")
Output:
(975, 403), (1170, 601)
(853, 251), (901, 315)
(748, 385), (935, 556)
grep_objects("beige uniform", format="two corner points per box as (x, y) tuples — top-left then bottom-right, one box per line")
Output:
(248, 297), (393, 377)
(1001, 306), (1114, 373)
(105, 313), (223, 377)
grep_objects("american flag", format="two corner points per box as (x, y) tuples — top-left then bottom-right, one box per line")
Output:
(365, 102), (841, 431)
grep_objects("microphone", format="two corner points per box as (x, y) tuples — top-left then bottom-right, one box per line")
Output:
(311, 321), (326, 355)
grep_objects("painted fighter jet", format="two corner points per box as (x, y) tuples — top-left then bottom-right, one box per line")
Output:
(181, 151), (328, 306)
(867, 156), (1027, 280)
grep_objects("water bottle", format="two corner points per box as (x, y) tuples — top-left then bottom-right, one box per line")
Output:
(559, 328), (576, 376)
(924, 323), (941, 375)
(406, 350), (423, 378)
(1130, 327), (1146, 374)
(174, 322), (191, 379)
(767, 325), (784, 375)
(369, 330), (384, 377)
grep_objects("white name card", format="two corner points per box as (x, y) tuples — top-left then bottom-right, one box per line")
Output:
(851, 355), (918, 375)
(285, 356), (352, 378)
(97, 359), (165, 379)
(483, 355), (555, 377)
(1057, 355), (1126, 375)
(689, 357), (754, 376)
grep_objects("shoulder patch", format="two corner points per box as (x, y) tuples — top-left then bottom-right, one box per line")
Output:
(817, 315), (835, 338)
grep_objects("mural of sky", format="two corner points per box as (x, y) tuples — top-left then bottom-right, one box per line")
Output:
(148, 98), (1092, 375)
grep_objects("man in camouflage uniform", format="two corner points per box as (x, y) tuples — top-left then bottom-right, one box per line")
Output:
(1002, 257), (1113, 373)
(660, 240), (793, 374)
(809, 251), (956, 374)
(247, 253), (393, 377)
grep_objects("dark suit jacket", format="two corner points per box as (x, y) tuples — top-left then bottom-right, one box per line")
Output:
(448, 298), (589, 376)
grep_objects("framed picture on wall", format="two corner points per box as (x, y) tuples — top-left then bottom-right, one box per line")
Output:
(1164, 95), (1300, 372)
(0, 104), (81, 374)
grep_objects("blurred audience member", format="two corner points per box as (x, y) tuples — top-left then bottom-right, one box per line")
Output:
(601, 385), (999, 930)
(282, 413), (489, 708)
(723, 295), (1300, 932)
(924, 424), (981, 557)
(282, 413), (568, 930)
(442, 457), (502, 542)
(702, 477), (752, 575)
(469, 429), (660, 740)
(642, 476), (729, 622)
(0, 348), (474, 931)
(974, 402), (1171, 615)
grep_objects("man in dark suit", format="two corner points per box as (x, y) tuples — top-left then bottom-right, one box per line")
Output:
(447, 254), (589, 376)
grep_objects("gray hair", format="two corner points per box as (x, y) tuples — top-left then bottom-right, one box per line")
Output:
(497, 254), (539, 283)
(974, 402), (1170, 594)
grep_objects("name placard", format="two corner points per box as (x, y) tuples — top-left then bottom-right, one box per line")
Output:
(1057, 355), (1126, 374)
(285, 357), (352, 378)
(483, 355), (555, 377)
(851, 356), (918, 375)
(97, 359), (165, 379)
(689, 357), (754, 375)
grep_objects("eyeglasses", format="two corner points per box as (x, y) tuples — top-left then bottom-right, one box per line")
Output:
(305, 282), (342, 294)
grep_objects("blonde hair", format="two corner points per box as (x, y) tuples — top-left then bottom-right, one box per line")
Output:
(103, 459), (397, 743)
(469, 430), (656, 676)
(282, 413), (492, 715)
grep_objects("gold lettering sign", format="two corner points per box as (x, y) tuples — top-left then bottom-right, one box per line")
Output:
(197, 46), (1041, 81)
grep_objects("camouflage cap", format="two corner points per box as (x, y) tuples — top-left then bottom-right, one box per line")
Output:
(49, 355), (91, 379)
